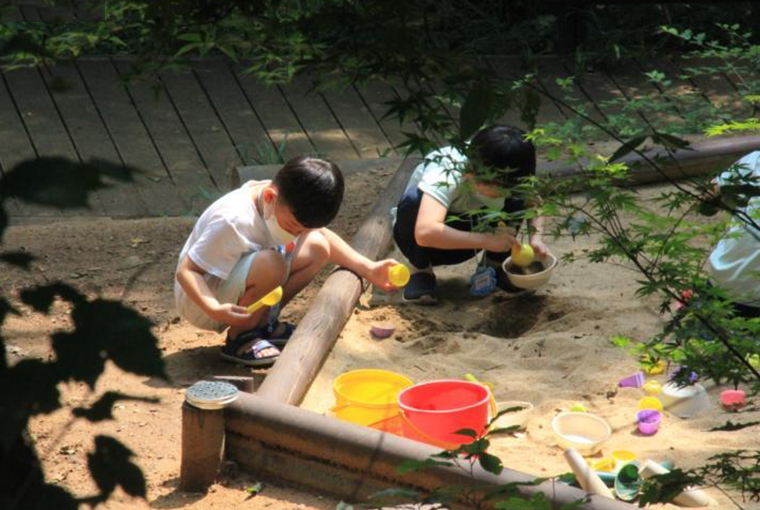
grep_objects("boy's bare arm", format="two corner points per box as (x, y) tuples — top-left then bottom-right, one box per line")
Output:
(414, 193), (517, 252)
(319, 228), (396, 292)
(176, 256), (251, 326)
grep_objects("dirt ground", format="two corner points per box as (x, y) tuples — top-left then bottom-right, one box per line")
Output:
(3, 166), (396, 510)
(4, 166), (759, 509)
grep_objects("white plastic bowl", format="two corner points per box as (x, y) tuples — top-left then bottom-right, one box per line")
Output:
(551, 412), (611, 456)
(502, 254), (557, 290)
(660, 382), (710, 418)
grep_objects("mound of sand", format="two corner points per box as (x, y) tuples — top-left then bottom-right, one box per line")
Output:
(302, 225), (760, 508)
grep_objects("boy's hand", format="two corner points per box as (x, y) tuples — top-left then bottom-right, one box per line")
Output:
(483, 232), (519, 253)
(365, 259), (399, 293)
(530, 239), (551, 259)
(211, 302), (254, 326)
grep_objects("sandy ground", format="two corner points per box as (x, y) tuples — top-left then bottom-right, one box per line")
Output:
(2, 165), (396, 510)
(301, 186), (760, 509)
(3, 165), (759, 509)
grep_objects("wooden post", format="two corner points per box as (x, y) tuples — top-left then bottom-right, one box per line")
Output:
(257, 157), (419, 405)
(179, 402), (225, 492)
(211, 375), (255, 393)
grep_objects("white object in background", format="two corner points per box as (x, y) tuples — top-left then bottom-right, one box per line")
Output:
(639, 460), (711, 507)
(551, 412), (611, 456)
(502, 254), (558, 290)
(564, 449), (614, 499)
(660, 382), (710, 418)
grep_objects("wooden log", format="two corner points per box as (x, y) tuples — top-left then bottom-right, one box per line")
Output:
(256, 157), (419, 405)
(225, 392), (635, 509)
(179, 402), (225, 492)
(539, 135), (760, 185)
(210, 375), (255, 393)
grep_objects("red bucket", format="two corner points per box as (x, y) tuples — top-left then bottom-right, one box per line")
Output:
(397, 380), (490, 445)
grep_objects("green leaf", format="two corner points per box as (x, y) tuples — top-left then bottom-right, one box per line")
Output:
(488, 425), (522, 435)
(460, 80), (494, 140)
(335, 502), (354, 510)
(396, 458), (451, 474)
(479, 452), (503, 474)
(610, 135), (647, 162)
(610, 335), (632, 348)
(651, 132), (692, 151)
(519, 89), (541, 131)
(246, 481), (263, 495)
(453, 428), (478, 439)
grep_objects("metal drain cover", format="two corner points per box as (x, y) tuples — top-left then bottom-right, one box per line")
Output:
(185, 381), (239, 410)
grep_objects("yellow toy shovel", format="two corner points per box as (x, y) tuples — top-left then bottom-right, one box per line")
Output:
(247, 286), (283, 313)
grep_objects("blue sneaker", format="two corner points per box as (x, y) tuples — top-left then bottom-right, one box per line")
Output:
(403, 272), (438, 304)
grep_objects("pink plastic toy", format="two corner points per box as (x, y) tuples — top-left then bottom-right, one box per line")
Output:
(720, 389), (746, 411)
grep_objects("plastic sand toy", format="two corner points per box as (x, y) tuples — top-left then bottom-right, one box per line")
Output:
(247, 286), (283, 313)
(511, 243), (535, 267)
(388, 263), (410, 287)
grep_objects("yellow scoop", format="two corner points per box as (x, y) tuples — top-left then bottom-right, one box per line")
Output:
(247, 286), (283, 313)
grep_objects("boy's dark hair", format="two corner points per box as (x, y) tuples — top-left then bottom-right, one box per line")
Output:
(469, 124), (536, 186)
(273, 156), (344, 228)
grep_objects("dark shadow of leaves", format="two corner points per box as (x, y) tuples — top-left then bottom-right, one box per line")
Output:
(0, 157), (140, 209)
(20, 282), (85, 314)
(73, 392), (159, 423)
(0, 360), (61, 454)
(85, 435), (146, 505)
(0, 251), (36, 270)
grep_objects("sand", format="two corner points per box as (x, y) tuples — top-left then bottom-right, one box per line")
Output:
(302, 188), (760, 509)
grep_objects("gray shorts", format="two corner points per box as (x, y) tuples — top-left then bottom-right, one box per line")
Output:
(174, 246), (293, 332)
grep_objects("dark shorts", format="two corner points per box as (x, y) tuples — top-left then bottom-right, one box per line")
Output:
(393, 186), (526, 269)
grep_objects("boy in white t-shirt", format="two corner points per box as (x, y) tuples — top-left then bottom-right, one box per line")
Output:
(175, 156), (397, 366)
(707, 150), (760, 318)
(392, 124), (550, 303)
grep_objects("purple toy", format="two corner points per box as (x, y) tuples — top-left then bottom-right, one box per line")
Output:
(618, 371), (645, 388)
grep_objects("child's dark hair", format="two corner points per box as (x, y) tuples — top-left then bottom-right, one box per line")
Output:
(470, 124), (536, 186)
(273, 156), (344, 228)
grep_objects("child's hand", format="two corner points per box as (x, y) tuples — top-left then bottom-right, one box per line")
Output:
(211, 302), (254, 326)
(483, 232), (519, 253)
(366, 259), (399, 292)
(530, 239), (551, 259)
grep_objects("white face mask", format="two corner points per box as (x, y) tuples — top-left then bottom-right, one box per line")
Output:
(476, 192), (505, 211)
(263, 198), (297, 246)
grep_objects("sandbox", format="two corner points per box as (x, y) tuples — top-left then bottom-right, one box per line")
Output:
(180, 137), (760, 509)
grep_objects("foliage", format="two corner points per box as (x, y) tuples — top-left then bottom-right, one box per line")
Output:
(362, 407), (581, 510)
(2, 1), (760, 508)
(0, 157), (167, 509)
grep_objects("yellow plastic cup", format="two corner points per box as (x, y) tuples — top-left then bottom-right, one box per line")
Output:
(643, 380), (662, 396)
(331, 369), (414, 427)
(612, 450), (636, 472)
(592, 458), (615, 472)
(389, 264), (411, 287)
(247, 286), (283, 313)
(639, 396), (664, 412)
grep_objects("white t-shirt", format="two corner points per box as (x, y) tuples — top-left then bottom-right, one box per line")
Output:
(708, 151), (760, 306)
(177, 180), (276, 281)
(391, 147), (500, 223)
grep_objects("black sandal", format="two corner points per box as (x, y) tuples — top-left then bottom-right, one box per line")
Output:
(220, 336), (280, 367)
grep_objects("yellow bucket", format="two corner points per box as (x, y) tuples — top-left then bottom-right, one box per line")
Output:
(331, 369), (413, 427)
